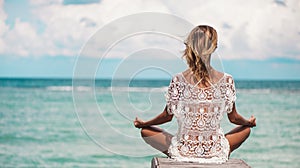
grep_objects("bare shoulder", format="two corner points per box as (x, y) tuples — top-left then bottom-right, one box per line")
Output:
(210, 69), (225, 83)
(182, 69), (191, 77)
(214, 70), (224, 79)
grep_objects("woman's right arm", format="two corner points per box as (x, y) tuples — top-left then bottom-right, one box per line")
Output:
(134, 105), (173, 128)
(227, 103), (256, 127)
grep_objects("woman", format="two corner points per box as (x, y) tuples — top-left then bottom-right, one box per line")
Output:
(134, 25), (256, 163)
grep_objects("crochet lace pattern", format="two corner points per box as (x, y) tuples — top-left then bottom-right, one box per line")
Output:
(166, 73), (236, 163)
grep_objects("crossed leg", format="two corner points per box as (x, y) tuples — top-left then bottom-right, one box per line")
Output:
(140, 126), (173, 156)
(225, 125), (251, 154)
(140, 125), (251, 156)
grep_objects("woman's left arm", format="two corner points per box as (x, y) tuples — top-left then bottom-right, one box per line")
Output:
(227, 103), (256, 127)
(134, 105), (173, 128)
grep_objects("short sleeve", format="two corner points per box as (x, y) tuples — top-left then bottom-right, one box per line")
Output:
(165, 79), (173, 115)
(225, 75), (236, 113)
(165, 77), (179, 115)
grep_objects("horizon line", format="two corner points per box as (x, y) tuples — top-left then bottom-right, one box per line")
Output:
(0, 76), (299, 81)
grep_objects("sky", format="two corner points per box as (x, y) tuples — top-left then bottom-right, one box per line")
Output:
(0, 0), (300, 80)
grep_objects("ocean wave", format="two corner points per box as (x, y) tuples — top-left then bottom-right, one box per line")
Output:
(76, 86), (92, 91)
(46, 86), (92, 92)
(238, 89), (272, 94)
(238, 88), (300, 94)
(107, 87), (168, 92)
(47, 86), (73, 91)
(46, 86), (168, 92)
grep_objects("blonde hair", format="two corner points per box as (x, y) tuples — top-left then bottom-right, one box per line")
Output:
(183, 25), (218, 85)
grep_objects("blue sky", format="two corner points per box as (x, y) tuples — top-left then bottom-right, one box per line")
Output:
(0, 0), (300, 80)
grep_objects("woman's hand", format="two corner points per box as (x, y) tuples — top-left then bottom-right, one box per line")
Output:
(133, 107), (173, 129)
(248, 115), (256, 127)
(134, 117), (147, 128)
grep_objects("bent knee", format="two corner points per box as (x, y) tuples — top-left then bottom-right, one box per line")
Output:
(245, 126), (251, 136)
(140, 128), (150, 137)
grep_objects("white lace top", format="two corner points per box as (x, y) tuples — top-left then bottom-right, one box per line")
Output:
(166, 73), (236, 163)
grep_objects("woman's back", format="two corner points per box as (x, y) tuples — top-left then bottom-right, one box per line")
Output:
(166, 72), (236, 163)
(134, 25), (255, 165)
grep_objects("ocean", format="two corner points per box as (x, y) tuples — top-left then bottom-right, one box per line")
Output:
(0, 78), (299, 167)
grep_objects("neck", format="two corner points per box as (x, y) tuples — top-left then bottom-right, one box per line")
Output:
(205, 54), (212, 67)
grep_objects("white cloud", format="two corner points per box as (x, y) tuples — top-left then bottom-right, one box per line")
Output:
(29, 0), (63, 6)
(1, 0), (299, 60)
(4, 18), (41, 56)
(162, 0), (300, 60)
(104, 33), (185, 59)
(0, 0), (8, 53)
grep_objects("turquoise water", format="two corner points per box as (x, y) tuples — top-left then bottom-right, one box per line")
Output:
(0, 79), (300, 167)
